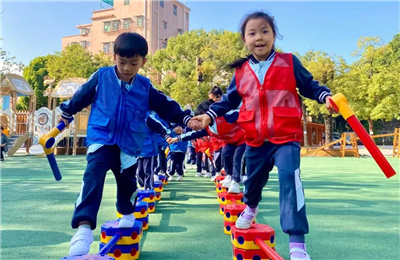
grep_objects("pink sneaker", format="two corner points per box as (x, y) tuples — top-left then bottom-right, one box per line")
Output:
(290, 242), (311, 260)
(235, 206), (258, 229)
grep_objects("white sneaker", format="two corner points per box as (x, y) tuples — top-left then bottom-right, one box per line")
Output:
(211, 176), (216, 182)
(228, 180), (241, 193)
(153, 175), (159, 182)
(118, 214), (135, 228)
(222, 176), (232, 188)
(236, 206), (258, 229)
(195, 172), (202, 177)
(176, 175), (183, 182)
(168, 175), (174, 181)
(221, 175), (232, 186)
(204, 172), (211, 178)
(69, 227), (94, 256)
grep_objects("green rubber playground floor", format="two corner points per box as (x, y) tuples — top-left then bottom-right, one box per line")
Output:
(1, 155), (399, 260)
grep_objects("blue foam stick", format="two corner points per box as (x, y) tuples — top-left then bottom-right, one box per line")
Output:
(47, 154), (62, 181)
(98, 232), (122, 256)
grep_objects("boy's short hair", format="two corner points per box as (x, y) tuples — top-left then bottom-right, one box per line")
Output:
(195, 100), (214, 116)
(114, 32), (148, 58)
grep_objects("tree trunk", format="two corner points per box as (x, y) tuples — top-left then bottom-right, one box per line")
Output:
(367, 118), (374, 135)
(324, 114), (333, 147)
(302, 102), (309, 146)
(196, 57), (203, 84)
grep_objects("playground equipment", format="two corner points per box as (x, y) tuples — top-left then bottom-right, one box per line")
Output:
(43, 77), (89, 155)
(329, 93), (396, 178)
(213, 178), (283, 259)
(62, 172), (169, 259)
(1, 73), (36, 156)
(31, 118), (73, 181)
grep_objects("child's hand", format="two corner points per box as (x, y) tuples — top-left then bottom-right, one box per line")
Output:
(325, 96), (337, 114)
(173, 126), (183, 134)
(57, 116), (70, 129)
(189, 115), (211, 130)
(167, 137), (178, 144)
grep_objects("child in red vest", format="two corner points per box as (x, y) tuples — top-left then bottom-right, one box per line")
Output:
(170, 100), (246, 193)
(194, 136), (212, 177)
(189, 11), (335, 260)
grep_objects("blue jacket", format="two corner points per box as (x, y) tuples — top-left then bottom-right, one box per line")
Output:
(169, 132), (188, 153)
(60, 66), (191, 156)
(140, 112), (170, 157)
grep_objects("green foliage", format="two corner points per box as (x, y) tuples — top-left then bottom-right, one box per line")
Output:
(20, 56), (52, 110)
(340, 36), (400, 126)
(146, 29), (247, 106)
(47, 44), (99, 81)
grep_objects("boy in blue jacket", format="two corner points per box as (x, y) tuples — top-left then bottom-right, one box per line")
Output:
(59, 32), (191, 256)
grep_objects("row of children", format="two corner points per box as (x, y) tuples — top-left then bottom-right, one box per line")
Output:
(57, 10), (335, 260)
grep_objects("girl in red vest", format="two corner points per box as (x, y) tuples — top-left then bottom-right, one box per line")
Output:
(169, 100), (246, 193)
(190, 11), (335, 260)
(194, 136), (213, 177)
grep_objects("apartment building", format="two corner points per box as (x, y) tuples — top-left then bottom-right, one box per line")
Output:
(62, 0), (190, 55)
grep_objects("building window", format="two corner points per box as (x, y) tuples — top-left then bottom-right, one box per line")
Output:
(111, 20), (120, 31)
(162, 42), (167, 48)
(110, 42), (114, 52)
(103, 42), (110, 53)
(80, 41), (90, 48)
(163, 21), (167, 29)
(80, 28), (89, 35)
(123, 19), (131, 29)
(160, 0), (164, 8)
(137, 16), (144, 27)
(103, 22), (110, 32)
(186, 12), (189, 20)
(173, 4), (177, 16)
(178, 29), (184, 35)
(124, 0), (129, 5)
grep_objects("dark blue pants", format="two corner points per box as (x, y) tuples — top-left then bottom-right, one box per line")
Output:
(196, 152), (209, 173)
(71, 145), (138, 230)
(244, 141), (309, 236)
(186, 146), (196, 164)
(222, 143), (246, 183)
(213, 148), (223, 173)
(137, 156), (155, 190)
(168, 152), (185, 176)
(154, 145), (167, 175)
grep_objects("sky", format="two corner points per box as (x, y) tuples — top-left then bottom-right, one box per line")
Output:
(1, 0), (399, 67)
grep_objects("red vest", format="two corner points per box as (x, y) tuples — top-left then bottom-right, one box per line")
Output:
(236, 53), (302, 147)
(195, 137), (211, 153)
(205, 117), (246, 146)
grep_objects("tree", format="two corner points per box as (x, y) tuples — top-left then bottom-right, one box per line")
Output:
(145, 29), (247, 106)
(20, 56), (52, 110)
(297, 51), (345, 145)
(340, 36), (400, 134)
(46, 44), (98, 82)
(0, 41), (25, 77)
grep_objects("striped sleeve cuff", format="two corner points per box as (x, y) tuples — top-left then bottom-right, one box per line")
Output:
(319, 91), (331, 104)
(206, 110), (217, 125)
(183, 115), (191, 126)
(61, 112), (73, 120)
(161, 131), (170, 139)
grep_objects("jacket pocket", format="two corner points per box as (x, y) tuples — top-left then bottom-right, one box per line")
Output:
(237, 110), (257, 139)
(272, 107), (301, 137)
(88, 116), (111, 141)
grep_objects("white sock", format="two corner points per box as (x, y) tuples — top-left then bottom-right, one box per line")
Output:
(78, 224), (91, 230)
